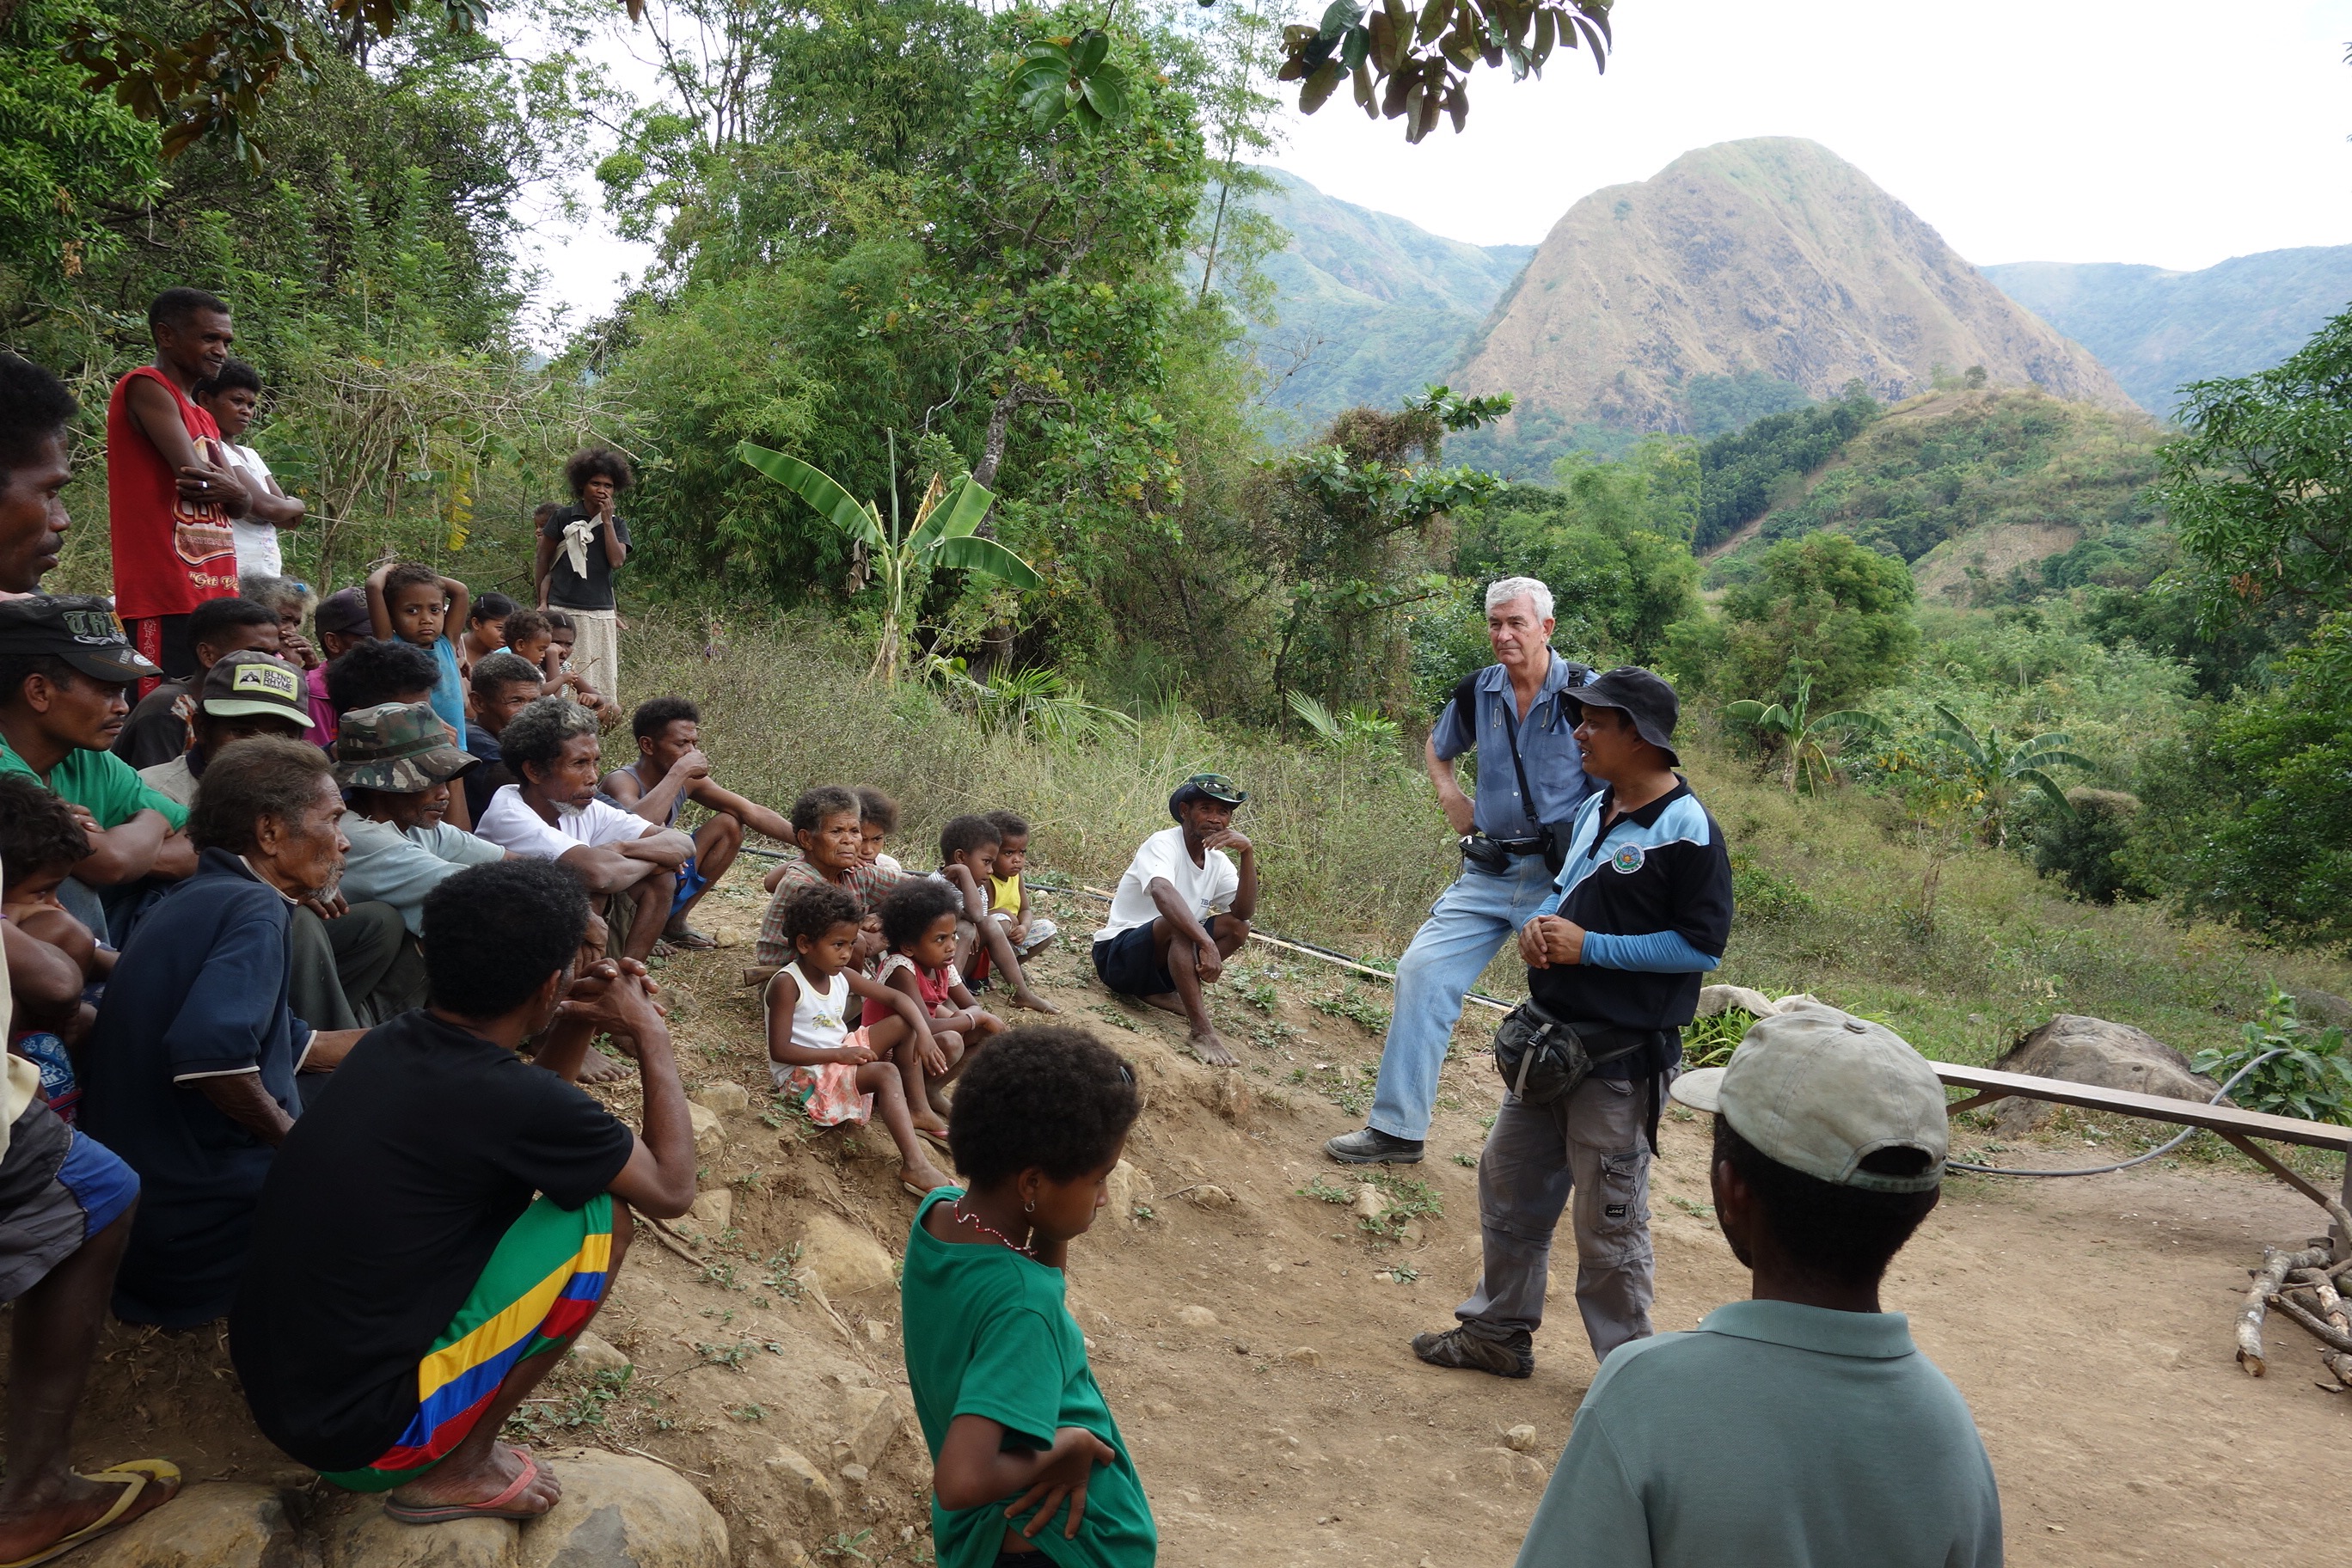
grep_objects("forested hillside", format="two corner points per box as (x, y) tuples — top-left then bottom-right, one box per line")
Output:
(1987, 248), (2352, 417)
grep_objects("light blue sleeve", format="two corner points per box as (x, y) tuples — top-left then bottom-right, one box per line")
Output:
(1514, 1406), (1653, 1568)
(1579, 929), (1723, 973)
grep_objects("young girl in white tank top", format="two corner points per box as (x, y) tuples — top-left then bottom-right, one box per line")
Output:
(763, 885), (951, 1194)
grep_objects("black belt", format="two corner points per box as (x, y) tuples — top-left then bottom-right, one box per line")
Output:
(1492, 836), (1547, 856)
(1558, 1021), (1674, 1056)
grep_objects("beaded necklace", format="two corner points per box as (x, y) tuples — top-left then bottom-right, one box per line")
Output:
(949, 1199), (1035, 1259)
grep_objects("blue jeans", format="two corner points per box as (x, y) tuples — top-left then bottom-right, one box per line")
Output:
(1368, 854), (1559, 1142)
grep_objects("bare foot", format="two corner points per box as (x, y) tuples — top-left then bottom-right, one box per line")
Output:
(577, 1050), (628, 1084)
(1141, 992), (1186, 1017)
(913, 1112), (951, 1137)
(388, 1442), (560, 1517)
(1012, 989), (1060, 1014)
(1186, 1029), (1237, 1067)
(927, 1087), (953, 1118)
(900, 1161), (954, 1194)
(0, 1467), (181, 1560)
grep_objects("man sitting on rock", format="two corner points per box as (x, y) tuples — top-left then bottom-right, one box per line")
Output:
(1515, 1006), (2001, 1568)
(597, 695), (794, 951)
(1090, 773), (1256, 1064)
(472, 696), (691, 965)
(231, 860), (697, 1524)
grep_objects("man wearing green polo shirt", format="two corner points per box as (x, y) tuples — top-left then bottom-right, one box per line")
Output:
(1514, 1005), (2002, 1568)
(0, 597), (195, 940)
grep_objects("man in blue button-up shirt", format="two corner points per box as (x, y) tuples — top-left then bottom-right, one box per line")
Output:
(1326, 577), (1598, 1166)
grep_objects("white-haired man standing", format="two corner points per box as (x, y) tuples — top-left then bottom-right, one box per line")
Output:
(1327, 577), (1596, 1167)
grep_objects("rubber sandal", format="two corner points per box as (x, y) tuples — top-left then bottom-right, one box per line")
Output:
(383, 1449), (552, 1525)
(914, 1124), (953, 1151)
(663, 927), (719, 951)
(0, 1459), (181, 1568)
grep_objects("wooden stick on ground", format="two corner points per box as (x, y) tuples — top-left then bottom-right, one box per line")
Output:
(2294, 1269), (2352, 1388)
(2239, 1245), (2331, 1375)
(2266, 1290), (2352, 1355)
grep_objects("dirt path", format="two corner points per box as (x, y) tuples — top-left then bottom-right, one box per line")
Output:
(21, 877), (2349, 1567)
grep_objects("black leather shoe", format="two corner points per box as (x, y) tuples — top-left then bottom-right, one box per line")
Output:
(1411, 1326), (1534, 1379)
(1324, 1127), (1425, 1165)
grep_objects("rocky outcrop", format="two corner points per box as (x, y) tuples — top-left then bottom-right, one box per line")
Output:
(1990, 1014), (2221, 1136)
(77, 1483), (300, 1568)
(1455, 137), (2133, 432)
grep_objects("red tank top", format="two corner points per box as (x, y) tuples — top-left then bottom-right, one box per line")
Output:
(106, 365), (237, 619)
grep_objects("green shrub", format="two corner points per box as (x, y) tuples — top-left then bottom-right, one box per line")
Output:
(2029, 788), (2149, 905)
(1730, 852), (1814, 923)
(2190, 989), (2352, 1127)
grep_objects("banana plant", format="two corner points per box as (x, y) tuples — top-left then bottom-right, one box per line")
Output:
(1724, 672), (1882, 794)
(737, 439), (1043, 685)
(1927, 703), (2095, 847)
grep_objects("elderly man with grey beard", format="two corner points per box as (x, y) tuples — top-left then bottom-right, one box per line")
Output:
(1326, 577), (1598, 1168)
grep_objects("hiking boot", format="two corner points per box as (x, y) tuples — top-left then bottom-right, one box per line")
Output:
(1411, 1326), (1534, 1380)
(1324, 1127), (1425, 1165)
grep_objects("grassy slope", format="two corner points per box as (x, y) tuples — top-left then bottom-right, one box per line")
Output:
(637, 617), (2349, 1075)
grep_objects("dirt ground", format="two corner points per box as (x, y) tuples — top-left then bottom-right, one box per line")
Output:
(21, 875), (2350, 1567)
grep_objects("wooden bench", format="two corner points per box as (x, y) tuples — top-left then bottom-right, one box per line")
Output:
(1932, 1063), (2352, 1243)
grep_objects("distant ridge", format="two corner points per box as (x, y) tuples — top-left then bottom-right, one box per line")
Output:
(1984, 248), (2352, 417)
(1238, 168), (1531, 427)
(1452, 138), (2133, 437)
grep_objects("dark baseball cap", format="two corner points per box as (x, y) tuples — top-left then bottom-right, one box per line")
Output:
(199, 651), (314, 728)
(1566, 665), (1681, 766)
(0, 595), (161, 683)
(315, 586), (372, 637)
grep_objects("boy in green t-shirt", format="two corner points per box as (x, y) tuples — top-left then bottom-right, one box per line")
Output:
(901, 1027), (1154, 1568)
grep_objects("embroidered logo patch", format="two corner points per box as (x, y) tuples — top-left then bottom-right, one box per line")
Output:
(1610, 842), (1645, 874)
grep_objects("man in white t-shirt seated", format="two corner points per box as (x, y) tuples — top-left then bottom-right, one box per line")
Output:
(193, 363), (303, 581)
(471, 695), (691, 965)
(1091, 773), (1257, 1065)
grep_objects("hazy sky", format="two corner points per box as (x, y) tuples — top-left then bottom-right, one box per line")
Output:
(521, 0), (2352, 333)
(1272, 0), (2352, 265)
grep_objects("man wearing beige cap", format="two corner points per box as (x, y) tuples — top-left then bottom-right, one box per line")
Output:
(1514, 1005), (2002, 1568)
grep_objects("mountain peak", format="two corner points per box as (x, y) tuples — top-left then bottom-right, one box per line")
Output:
(1455, 136), (2132, 432)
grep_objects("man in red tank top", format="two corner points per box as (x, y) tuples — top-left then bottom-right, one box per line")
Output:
(107, 288), (250, 694)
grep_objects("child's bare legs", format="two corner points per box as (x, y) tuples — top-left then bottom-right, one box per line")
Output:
(969, 914), (1057, 1014)
(922, 1026), (978, 1118)
(855, 1063), (952, 1191)
(867, 1014), (953, 1135)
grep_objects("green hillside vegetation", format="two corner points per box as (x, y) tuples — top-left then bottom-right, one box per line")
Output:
(1706, 389), (2169, 586)
(1240, 167), (1531, 431)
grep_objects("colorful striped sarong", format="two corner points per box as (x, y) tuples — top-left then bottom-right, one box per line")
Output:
(322, 1193), (613, 1491)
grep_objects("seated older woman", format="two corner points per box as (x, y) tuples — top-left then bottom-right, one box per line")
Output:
(78, 738), (365, 1327)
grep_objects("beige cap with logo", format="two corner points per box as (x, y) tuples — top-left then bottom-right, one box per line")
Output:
(1669, 1003), (1949, 1193)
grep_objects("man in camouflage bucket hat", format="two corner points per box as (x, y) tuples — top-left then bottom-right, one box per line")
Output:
(333, 703), (508, 1013)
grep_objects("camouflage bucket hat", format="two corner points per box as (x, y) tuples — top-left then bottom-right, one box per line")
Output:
(334, 701), (477, 793)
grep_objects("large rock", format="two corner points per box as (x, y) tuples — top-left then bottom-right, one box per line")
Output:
(685, 1187), (732, 1234)
(793, 1213), (897, 1297)
(328, 1503), (518, 1568)
(514, 1450), (728, 1568)
(77, 1483), (300, 1568)
(1104, 1160), (1154, 1226)
(1694, 984), (1779, 1020)
(689, 1081), (750, 1115)
(763, 1446), (838, 1523)
(829, 1386), (904, 1470)
(686, 1102), (725, 1159)
(1990, 1015), (2220, 1135)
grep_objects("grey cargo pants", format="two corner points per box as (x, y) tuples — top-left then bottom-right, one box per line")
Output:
(1454, 1073), (1656, 1362)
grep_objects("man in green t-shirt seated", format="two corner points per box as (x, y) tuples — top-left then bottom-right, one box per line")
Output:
(0, 596), (196, 941)
(1512, 1005), (2002, 1568)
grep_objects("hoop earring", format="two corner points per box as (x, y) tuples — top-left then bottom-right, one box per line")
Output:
(1024, 1199), (1035, 1215)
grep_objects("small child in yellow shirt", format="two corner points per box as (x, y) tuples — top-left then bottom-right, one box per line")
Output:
(984, 810), (1056, 959)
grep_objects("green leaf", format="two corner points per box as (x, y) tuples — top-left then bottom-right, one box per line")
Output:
(736, 444), (884, 550)
(1071, 29), (1111, 72)
(1416, 0), (1451, 44)
(1080, 65), (1128, 120)
(1300, 58), (1344, 113)
(1320, 0), (1363, 35)
(933, 534), (1044, 590)
(1339, 23), (1370, 71)
(911, 477), (995, 551)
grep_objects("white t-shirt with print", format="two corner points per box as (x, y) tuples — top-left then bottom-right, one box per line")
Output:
(1094, 826), (1240, 946)
(474, 784), (655, 861)
(223, 442), (284, 579)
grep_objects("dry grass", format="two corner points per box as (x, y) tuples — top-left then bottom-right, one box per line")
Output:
(620, 615), (2352, 1073)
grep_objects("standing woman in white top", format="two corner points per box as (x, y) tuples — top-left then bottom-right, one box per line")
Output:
(763, 881), (952, 1195)
(1088, 772), (1258, 1065)
(193, 363), (303, 580)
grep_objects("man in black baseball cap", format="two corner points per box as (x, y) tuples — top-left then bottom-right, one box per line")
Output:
(1411, 665), (1734, 1381)
(0, 597), (196, 940)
